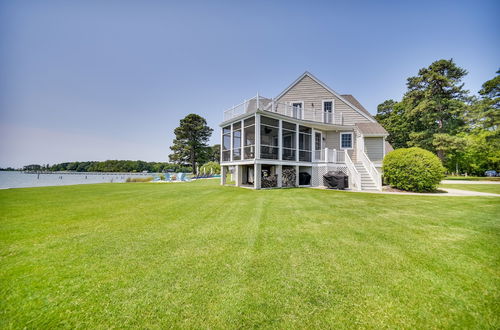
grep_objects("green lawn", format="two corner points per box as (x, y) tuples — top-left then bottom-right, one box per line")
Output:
(1, 180), (499, 329)
(440, 184), (500, 194)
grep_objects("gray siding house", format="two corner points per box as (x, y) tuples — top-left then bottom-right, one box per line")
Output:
(220, 72), (389, 191)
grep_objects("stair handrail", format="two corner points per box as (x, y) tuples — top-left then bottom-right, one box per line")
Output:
(360, 150), (382, 190)
(344, 150), (361, 190)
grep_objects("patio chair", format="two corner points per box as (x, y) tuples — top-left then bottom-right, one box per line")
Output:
(164, 173), (171, 182)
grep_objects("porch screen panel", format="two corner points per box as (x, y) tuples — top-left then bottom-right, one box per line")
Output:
(232, 124), (241, 160)
(282, 121), (296, 161)
(222, 126), (231, 161)
(299, 125), (312, 162)
(243, 117), (255, 159)
(260, 116), (279, 159)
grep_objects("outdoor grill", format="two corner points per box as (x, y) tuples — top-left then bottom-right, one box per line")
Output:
(323, 171), (348, 190)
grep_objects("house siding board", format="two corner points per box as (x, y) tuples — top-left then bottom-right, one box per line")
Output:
(325, 130), (357, 161)
(364, 137), (384, 161)
(276, 76), (371, 125)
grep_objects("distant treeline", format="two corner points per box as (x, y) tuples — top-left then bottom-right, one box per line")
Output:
(22, 160), (192, 173)
(0, 167), (17, 171)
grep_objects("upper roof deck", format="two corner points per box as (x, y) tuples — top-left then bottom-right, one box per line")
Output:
(223, 94), (345, 125)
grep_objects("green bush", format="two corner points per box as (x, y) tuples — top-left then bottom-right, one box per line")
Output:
(383, 147), (445, 192)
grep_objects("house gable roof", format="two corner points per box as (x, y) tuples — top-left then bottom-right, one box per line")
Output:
(275, 71), (376, 123)
(340, 94), (374, 120)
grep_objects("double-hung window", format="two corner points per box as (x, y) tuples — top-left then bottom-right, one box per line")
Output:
(340, 132), (353, 149)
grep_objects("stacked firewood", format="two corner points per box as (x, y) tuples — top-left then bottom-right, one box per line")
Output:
(282, 167), (296, 187)
(261, 175), (277, 188)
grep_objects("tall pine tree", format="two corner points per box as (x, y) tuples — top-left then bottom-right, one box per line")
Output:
(376, 59), (469, 161)
(169, 114), (213, 174)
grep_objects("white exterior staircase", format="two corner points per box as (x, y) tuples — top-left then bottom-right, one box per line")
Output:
(354, 162), (379, 191)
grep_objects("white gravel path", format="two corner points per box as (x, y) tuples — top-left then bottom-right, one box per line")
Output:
(441, 180), (500, 184)
(314, 187), (500, 197)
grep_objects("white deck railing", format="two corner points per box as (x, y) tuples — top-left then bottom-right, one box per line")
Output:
(344, 150), (361, 190)
(314, 148), (346, 163)
(360, 150), (382, 190)
(223, 94), (344, 124)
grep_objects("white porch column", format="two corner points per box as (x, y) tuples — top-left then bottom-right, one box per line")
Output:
(230, 123), (234, 162)
(278, 119), (282, 161)
(255, 114), (261, 159)
(356, 130), (364, 161)
(235, 165), (242, 187)
(220, 127), (224, 163)
(324, 147), (329, 163)
(254, 163), (261, 189)
(311, 128), (316, 161)
(276, 165), (282, 188)
(221, 166), (227, 185)
(295, 123), (299, 162)
(295, 165), (300, 187)
(240, 119), (245, 160)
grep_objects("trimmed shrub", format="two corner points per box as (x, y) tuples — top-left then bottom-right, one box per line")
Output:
(383, 147), (445, 192)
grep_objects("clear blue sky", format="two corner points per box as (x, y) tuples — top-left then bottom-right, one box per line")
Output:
(0, 0), (498, 167)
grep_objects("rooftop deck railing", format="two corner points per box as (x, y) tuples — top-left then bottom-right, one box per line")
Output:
(223, 94), (344, 124)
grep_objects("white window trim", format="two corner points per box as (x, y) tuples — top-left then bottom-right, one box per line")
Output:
(322, 99), (335, 123)
(322, 99), (334, 111)
(340, 132), (354, 150)
(290, 101), (304, 120)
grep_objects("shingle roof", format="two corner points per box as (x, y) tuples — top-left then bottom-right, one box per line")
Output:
(355, 122), (388, 136)
(340, 94), (374, 119)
